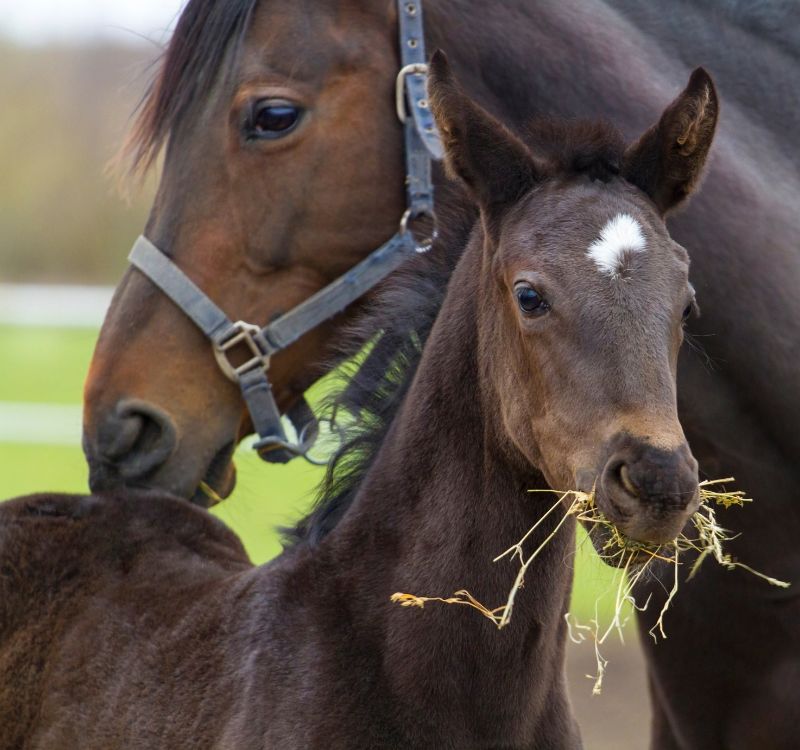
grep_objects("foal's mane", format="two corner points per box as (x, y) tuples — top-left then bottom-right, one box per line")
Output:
(286, 118), (626, 546)
(123, 0), (259, 173)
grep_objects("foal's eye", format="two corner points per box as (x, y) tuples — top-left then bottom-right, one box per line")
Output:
(682, 300), (697, 323)
(246, 100), (304, 140)
(515, 284), (549, 316)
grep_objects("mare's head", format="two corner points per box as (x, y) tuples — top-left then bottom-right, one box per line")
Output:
(429, 53), (718, 545)
(83, 0), (407, 500)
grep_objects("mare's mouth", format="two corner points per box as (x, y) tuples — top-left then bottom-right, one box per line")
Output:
(191, 441), (237, 506)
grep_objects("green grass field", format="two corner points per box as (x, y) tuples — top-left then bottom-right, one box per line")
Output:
(0, 323), (624, 621)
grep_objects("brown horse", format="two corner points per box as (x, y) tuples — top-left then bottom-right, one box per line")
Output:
(81, 0), (800, 746)
(2, 58), (715, 748)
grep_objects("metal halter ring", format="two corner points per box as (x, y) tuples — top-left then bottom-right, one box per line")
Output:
(396, 63), (430, 123)
(297, 417), (349, 466)
(400, 207), (437, 253)
(213, 321), (270, 382)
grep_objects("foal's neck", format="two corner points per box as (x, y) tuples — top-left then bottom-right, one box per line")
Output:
(321, 238), (578, 744)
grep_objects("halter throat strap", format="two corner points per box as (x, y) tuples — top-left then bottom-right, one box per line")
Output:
(128, 0), (441, 464)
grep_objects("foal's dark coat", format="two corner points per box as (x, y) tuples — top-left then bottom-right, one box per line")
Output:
(1, 66), (710, 746)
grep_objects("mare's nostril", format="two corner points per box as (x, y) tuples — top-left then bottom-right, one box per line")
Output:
(99, 412), (145, 461)
(95, 399), (177, 482)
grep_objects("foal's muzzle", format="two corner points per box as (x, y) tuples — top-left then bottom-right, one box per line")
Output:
(595, 437), (699, 545)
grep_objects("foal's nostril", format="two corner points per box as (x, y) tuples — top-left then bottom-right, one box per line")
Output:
(95, 399), (177, 483)
(594, 440), (700, 545)
(618, 464), (639, 498)
(602, 460), (641, 515)
(601, 445), (700, 517)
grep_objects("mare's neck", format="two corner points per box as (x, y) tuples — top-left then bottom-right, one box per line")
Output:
(321, 237), (578, 744)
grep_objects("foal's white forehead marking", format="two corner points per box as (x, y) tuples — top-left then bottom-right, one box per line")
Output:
(587, 213), (646, 276)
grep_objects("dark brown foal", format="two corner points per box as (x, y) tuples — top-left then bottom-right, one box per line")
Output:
(2, 59), (717, 748)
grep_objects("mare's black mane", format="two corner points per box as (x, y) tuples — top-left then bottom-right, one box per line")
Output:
(286, 118), (626, 546)
(125, 0), (259, 171)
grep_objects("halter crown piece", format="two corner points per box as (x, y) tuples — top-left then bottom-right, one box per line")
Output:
(128, 0), (442, 466)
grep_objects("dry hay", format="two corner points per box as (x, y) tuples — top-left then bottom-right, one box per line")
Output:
(391, 478), (790, 694)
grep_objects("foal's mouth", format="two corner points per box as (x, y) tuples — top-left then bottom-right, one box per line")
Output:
(192, 441), (237, 506)
(581, 520), (677, 570)
(571, 484), (695, 570)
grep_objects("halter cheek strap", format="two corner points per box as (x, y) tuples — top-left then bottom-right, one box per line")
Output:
(129, 231), (428, 462)
(128, 0), (442, 464)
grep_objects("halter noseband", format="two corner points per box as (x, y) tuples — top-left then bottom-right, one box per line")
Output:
(127, 0), (442, 464)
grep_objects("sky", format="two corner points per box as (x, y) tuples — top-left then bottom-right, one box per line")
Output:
(0, 0), (185, 44)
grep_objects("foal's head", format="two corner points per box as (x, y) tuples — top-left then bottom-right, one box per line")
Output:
(429, 53), (718, 545)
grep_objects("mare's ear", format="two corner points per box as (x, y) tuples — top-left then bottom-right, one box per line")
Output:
(428, 50), (541, 232)
(623, 68), (719, 215)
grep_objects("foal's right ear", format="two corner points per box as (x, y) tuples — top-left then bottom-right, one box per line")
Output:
(623, 68), (719, 215)
(428, 50), (541, 232)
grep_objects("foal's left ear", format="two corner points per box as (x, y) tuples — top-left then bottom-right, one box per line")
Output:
(427, 50), (541, 234)
(623, 68), (719, 215)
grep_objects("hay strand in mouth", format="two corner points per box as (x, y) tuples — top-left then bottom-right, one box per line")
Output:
(390, 477), (789, 693)
(198, 481), (224, 506)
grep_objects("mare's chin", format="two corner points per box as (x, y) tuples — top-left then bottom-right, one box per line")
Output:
(191, 442), (237, 506)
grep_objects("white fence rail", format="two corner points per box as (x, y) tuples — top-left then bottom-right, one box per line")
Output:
(1, 284), (113, 445)
(0, 283), (114, 328)
(0, 402), (83, 446)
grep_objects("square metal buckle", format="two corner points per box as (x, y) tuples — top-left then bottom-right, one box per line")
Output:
(213, 321), (270, 383)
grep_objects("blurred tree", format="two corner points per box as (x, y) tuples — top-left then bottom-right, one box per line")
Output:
(0, 37), (157, 283)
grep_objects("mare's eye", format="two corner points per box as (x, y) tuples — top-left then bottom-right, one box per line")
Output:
(682, 300), (697, 323)
(247, 100), (303, 139)
(515, 284), (549, 316)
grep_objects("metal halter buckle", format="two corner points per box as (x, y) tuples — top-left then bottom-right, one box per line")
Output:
(213, 321), (270, 383)
(395, 63), (430, 123)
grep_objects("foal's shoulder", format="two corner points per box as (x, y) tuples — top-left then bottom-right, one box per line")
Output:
(0, 493), (253, 744)
(0, 491), (250, 608)
(1, 489), (245, 547)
